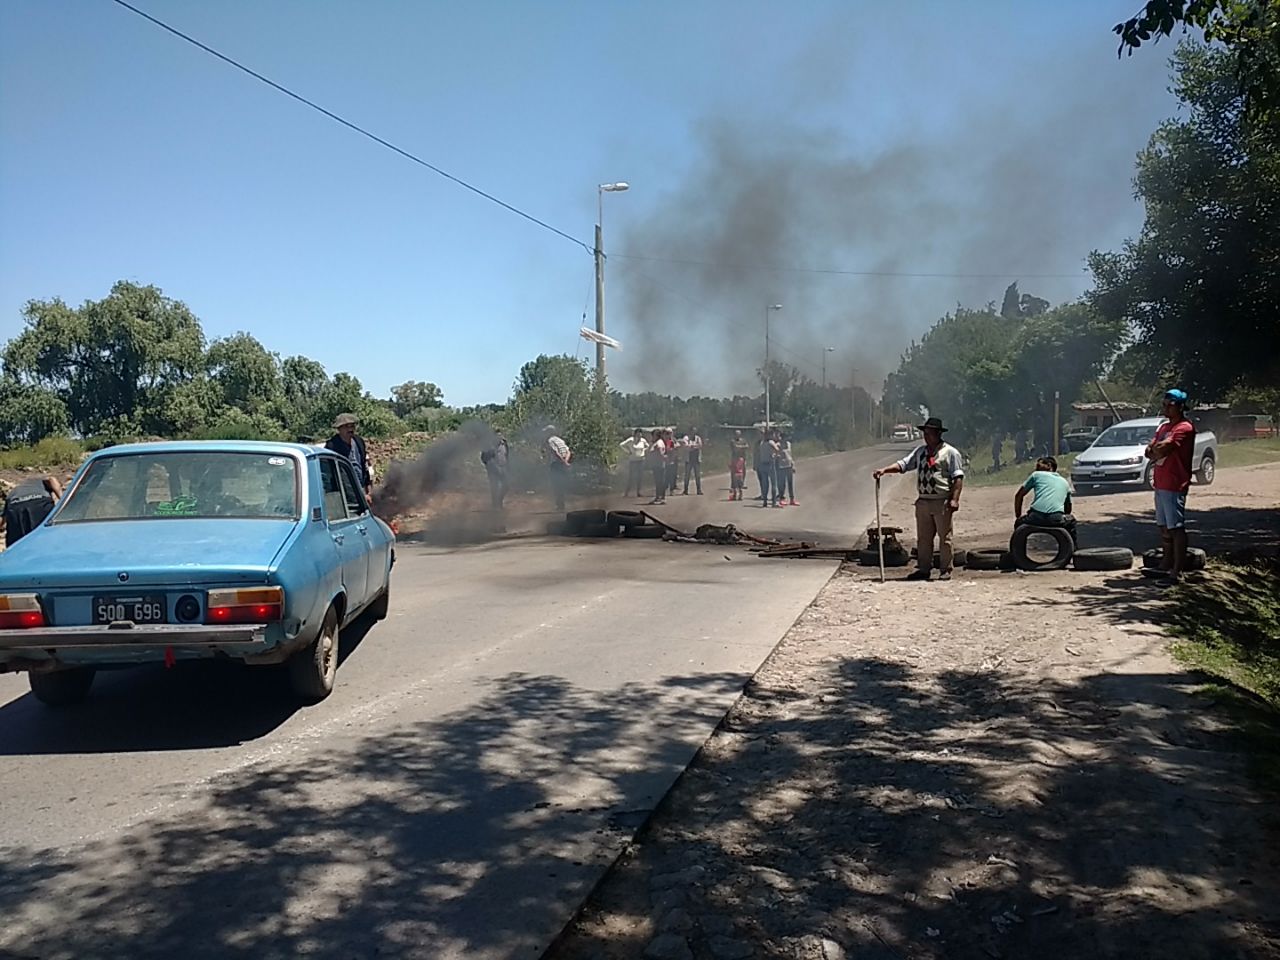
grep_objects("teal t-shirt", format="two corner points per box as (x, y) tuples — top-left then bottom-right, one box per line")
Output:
(1022, 470), (1070, 514)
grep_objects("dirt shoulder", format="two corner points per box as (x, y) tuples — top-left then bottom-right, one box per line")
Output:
(543, 465), (1280, 960)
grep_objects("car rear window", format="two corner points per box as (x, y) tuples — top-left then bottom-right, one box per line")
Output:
(55, 451), (299, 522)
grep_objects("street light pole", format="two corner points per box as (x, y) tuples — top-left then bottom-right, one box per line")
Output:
(764, 303), (782, 427)
(594, 182), (629, 386)
(822, 346), (834, 388)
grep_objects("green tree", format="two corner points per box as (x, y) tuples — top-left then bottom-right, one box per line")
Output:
(206, 333), (283, 417)
(389, 380), (444, 417)
(505, 354), (618, 474)
(1114, 1), (1280, 118)
(3, 281), (206, 437)
(0, 380), (69, 445)
(1089, 42), (1280, 399)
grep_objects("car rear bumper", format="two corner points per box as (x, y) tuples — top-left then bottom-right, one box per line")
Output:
(0, 623), (271, 671)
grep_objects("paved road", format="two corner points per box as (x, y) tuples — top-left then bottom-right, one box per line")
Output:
(0, 444), (910, 960)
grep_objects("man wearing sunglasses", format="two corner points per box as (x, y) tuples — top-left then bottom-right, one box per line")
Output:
(1145, 388), (1196, 581)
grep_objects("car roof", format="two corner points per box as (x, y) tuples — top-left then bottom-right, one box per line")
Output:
(1103, 417), (1165, 428)
(86, 440), (323, 458)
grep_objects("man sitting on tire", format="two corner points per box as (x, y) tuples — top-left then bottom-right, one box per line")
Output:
(1013, 457), (1077, 547)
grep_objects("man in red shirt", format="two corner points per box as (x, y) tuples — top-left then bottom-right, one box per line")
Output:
(1145, 388), (1196, 581)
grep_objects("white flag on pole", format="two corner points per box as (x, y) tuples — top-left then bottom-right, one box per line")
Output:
(580, 327), (622, 351)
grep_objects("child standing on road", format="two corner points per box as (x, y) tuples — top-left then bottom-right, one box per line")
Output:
(729, 430), (749, 500)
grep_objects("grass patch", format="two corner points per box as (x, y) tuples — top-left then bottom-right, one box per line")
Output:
(0, 437), (87, 472)
(1167, 561), (1280, 708)
(1218, 436), (1280, 469)
(1166, 560), (1280, 792)
(959, 439), (1079, 488)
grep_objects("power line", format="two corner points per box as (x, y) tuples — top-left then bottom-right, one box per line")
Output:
(612, 252), (1086, 281)
(107, 0), (592, 255)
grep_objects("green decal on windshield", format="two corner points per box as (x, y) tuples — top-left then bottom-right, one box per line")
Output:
(155, 497), (200, 516)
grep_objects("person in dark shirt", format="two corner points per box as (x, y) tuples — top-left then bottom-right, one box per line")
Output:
(2, 475), (64, 547)
(325, 413), (371, 500)
(481, 434), (510, 510)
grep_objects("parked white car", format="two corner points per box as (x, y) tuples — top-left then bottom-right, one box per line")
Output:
(1070, 417), (1216, 493)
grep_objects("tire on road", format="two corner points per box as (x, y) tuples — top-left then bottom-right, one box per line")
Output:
(29, 667), (95, 707)
(577, 522), (619, 538)
(1009, 525), (1074, 572)
(858, 548), (910, 567)
(1142, 547), (1207, 571)
(565, 509), (607, 535)
(288, 605), (339, 704)
(606, 510), (645, 527)
(1196, 455), (1216, 485)
(966, 548), (1008, 571)
(1072, 547), (1134, 572)
(623, 523), (664, 539)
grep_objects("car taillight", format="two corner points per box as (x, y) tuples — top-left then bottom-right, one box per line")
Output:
(206, 587), (283, 624)
(0, 593), (45, 629)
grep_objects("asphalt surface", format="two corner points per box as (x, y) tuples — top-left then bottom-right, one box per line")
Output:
(0, 443), (910, 960)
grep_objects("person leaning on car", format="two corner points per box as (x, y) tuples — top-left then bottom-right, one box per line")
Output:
(1014, 457), (1076, 546)
(1, 475), (65, 547)
(325, 413), (372, 501)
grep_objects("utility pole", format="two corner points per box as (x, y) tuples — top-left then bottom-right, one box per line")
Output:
(765, 303), (781, 427)
(594, 182), (629, 387)
(850, 367), (858, 437)
(821, 347), (834, 389)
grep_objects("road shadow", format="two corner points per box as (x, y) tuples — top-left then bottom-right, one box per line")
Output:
(1073, 499), (1280, 557)
(0, 613), (380, 755)
(549, 653), (1280, 960)
(0, 668), (751, 960)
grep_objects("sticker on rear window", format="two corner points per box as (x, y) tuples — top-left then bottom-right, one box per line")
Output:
(155, 497), (200, 516)
(268, 457), (288, 466)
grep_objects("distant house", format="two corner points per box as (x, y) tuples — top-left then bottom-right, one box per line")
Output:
(1071, 402), (1146, 430)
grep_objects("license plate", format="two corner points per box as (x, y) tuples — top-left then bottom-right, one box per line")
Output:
(1091, 471), (1106, 479)
(92, 595), (167, 625)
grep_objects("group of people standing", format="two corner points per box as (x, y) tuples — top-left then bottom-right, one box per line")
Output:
(620, 428), (705, 505)
(734, 427), (796, 507)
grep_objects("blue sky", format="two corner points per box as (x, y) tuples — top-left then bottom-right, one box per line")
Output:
(1, 1), (1177, 406)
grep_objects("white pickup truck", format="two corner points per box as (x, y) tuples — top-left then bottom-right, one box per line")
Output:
(1070, 417), (1216, 493)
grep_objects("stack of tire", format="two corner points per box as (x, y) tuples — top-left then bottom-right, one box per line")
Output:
(551, 509), (662, 540)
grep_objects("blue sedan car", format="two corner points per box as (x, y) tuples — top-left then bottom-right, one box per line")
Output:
(0, 441), (395, 706)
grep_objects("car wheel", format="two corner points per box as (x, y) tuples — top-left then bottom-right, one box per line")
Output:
(1144, 463), (1156, 489)
(368, 580), (390, 621)
(1196, 455), (1215, 485)
(1072, 547), (1134, 571)
(288, 606), (339, 703)
(29, 667), (96, 707)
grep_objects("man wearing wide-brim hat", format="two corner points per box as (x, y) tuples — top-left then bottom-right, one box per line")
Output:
(873, 416), (966, 581)
(326, 412), (372, 501)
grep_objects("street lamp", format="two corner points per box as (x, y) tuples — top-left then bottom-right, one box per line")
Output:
(594, 182), (629, 385)
(822, 346), (835, 388)
(764, 303), (782, 428)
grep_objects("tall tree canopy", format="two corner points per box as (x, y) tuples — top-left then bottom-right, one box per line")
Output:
(1089, 42), (1279, 400)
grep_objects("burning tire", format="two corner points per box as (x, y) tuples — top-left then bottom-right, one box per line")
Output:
(1072, 547), (1134, 571)
(565, 509), (607, 535)
(1009, 525), (1074, 572)
(606, 510), (645, 535)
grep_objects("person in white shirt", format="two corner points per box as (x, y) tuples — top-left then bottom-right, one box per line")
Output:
(872, 417), (965, 581)
(619, 429), (650, 497)
(543, 425), (572, 510)
(648, 429), (668, 505)
(681, 427), (704, 495)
